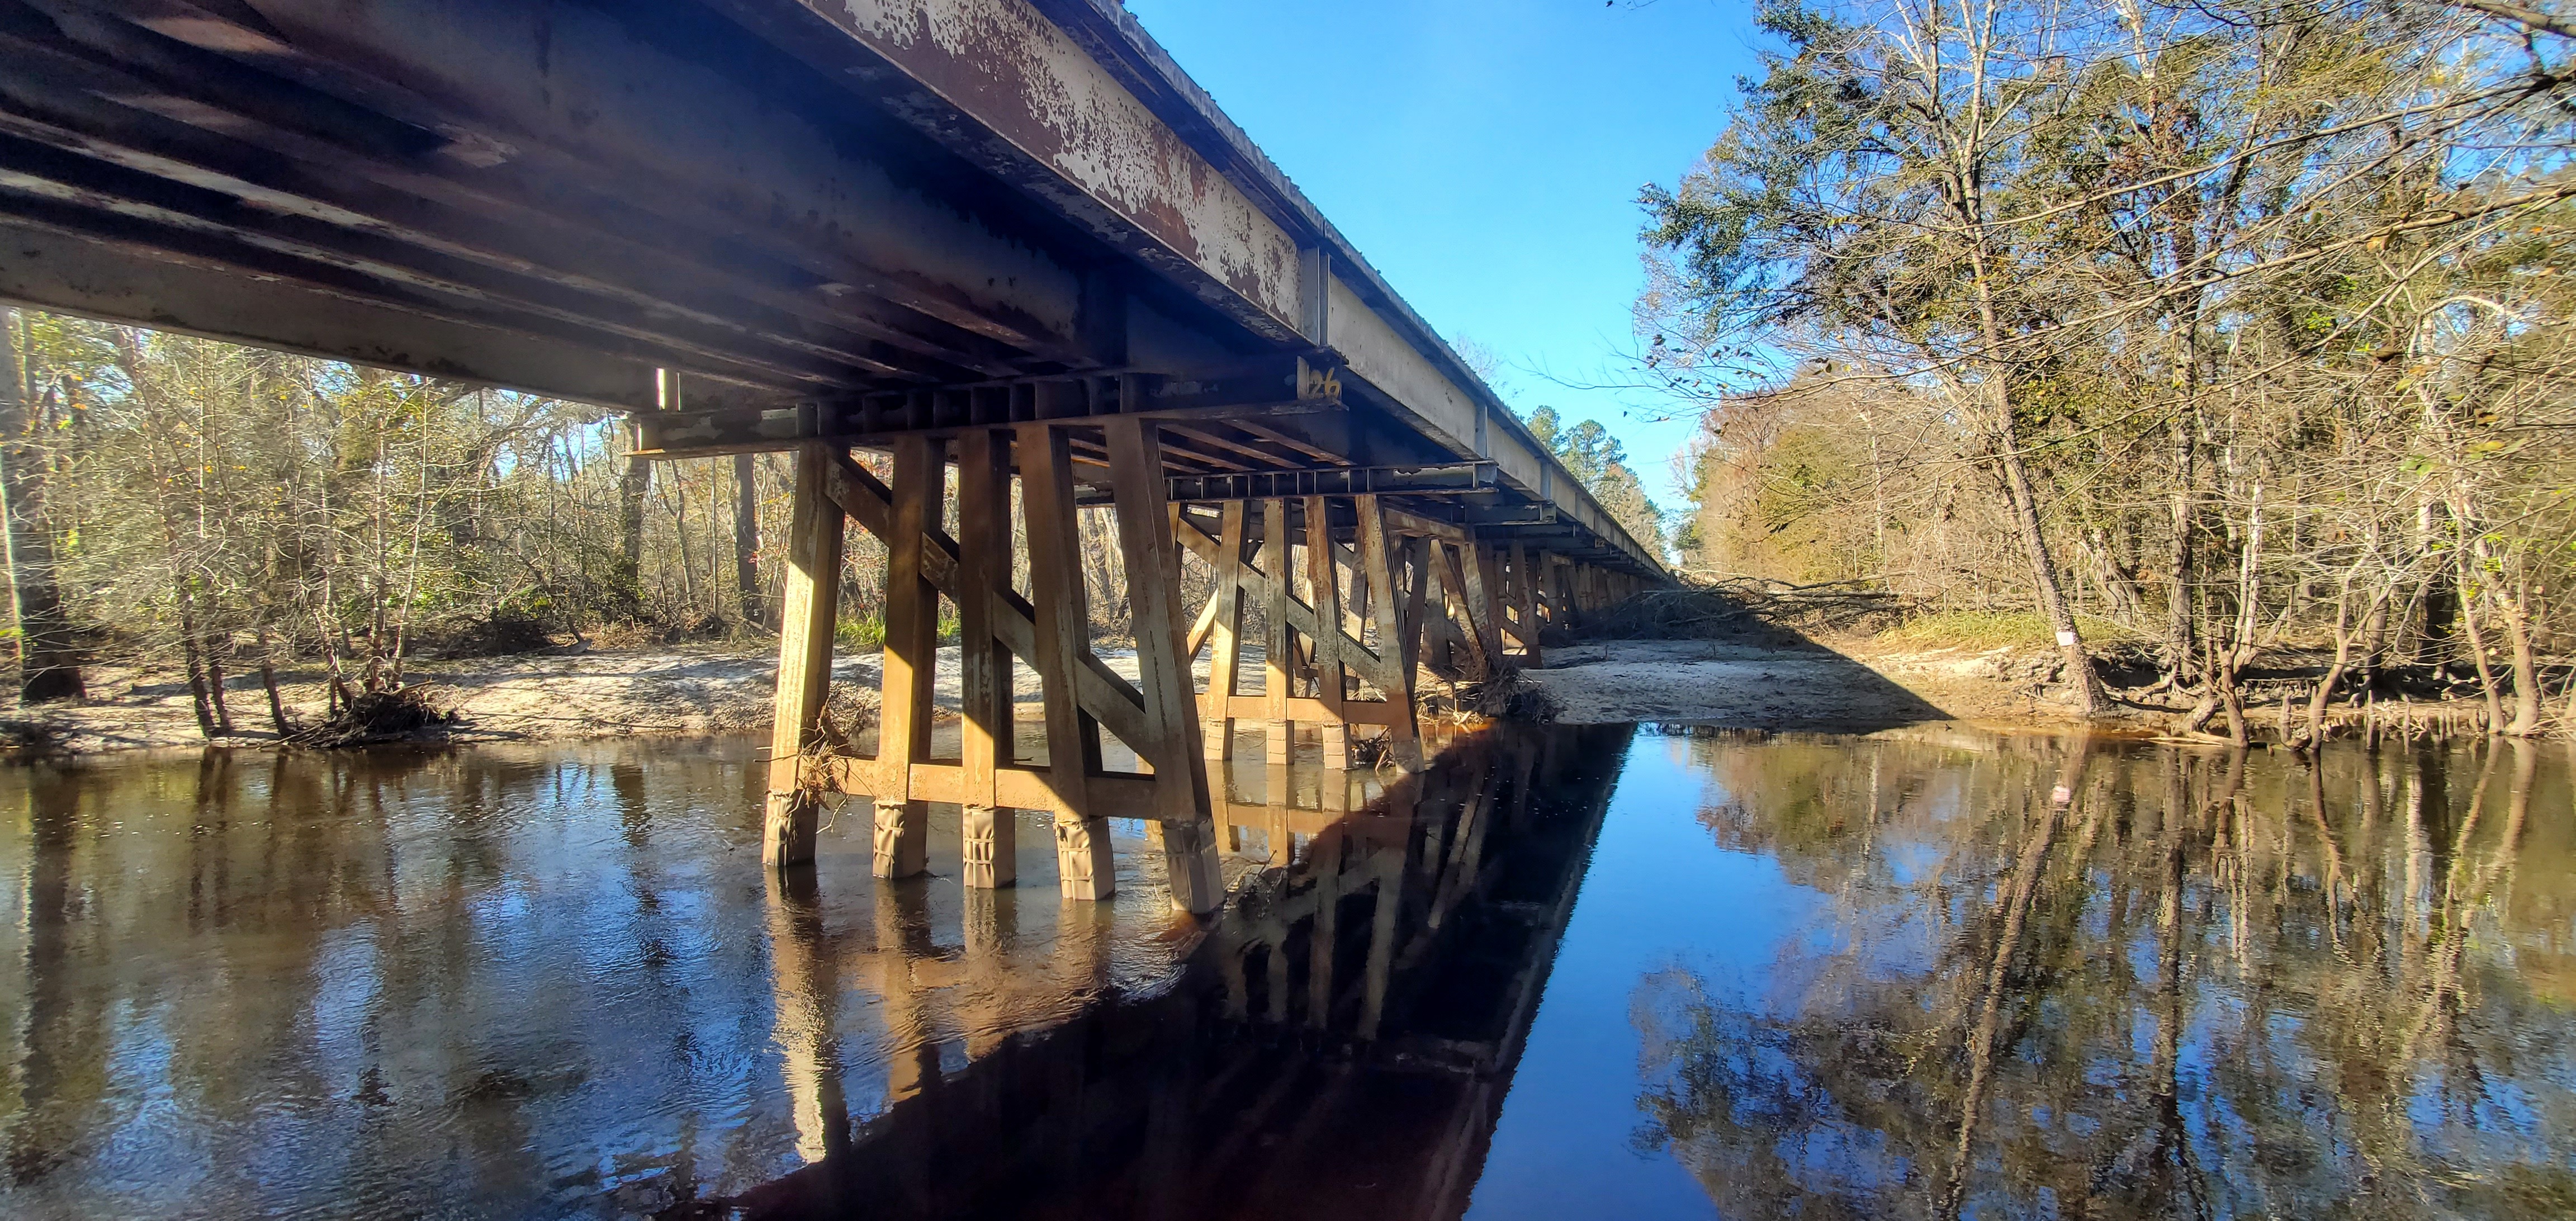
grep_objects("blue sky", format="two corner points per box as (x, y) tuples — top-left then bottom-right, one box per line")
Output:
(1123, 0), (1765, 512)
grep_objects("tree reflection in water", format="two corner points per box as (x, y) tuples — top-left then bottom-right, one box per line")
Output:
(1631, 732), (2576, 1220)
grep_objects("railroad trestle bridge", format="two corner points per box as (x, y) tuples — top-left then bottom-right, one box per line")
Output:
(0, 0), (1668, 911)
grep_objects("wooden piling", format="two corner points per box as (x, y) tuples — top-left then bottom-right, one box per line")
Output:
(1458, 537), (1508, 673)
(1303, 495), (1351, 769)
(1016, 421), (1114, 901)
(1509, 541), (1545, 669)
(1261, 497), (1296, 766)
(872, 434), (938, 880)
(756, 420), (1493, 912)
(1353, 495), (1422, 769)
(764, 443), (846, 868)
(1201, 501), (1248, 761)
(957, 427), (1015, 889)
(1104, 415), (1223, 914)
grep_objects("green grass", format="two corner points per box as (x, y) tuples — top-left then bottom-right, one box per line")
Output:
(833, 607), (961, 650)
(1878, 609), (2144, 651)
(835, 614), (886, 649)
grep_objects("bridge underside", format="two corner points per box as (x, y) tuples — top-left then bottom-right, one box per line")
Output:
(0, 0), (1663, 912)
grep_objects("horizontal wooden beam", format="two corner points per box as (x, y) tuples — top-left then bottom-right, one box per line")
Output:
(0, 216), (666, 408)
(824, 754), (1395, 834)
(826, 756), (1156, 816)
(0, 32), (1022, 380)
(0, 0), (1110, 401)
(1203, 694), (1409, 727)
(703, 0), (1306, 341)
(1381, 507), (1468, 543)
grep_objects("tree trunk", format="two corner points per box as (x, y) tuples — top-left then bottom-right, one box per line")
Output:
(2417, 564), (2459, 668)
(2455, 561), (2507, 736)
(1995, 442), (2107, 716)
(202, 628), (234, 735)
(0, 309), (84, 703)
(619, 377), (676, 622)
(2080, 529), (2149, 629)
(2164, 415), (2196, 688)
(2356, 570), (2392, 697)
(617, 453), (650, 618)
(2302, 584), (2364, 750)
(669, 475), (699, 621)
(2217, 666), (2248, 745)
(255, 626), (290, 736)
(2561, 660), (2576, 736)
(1960, 211), (2103, 717)
(2173, 692), (2219, 735)
(2498, 574), (2543, 737)
(733, 451), (764, 628)
(176, 590), (216, 738)
(314, 606), (354, 717)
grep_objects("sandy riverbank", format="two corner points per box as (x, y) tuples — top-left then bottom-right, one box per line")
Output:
(2, 631), (2117, 756)
(1, 643), (1063, 755)
(1519, 636), (2101, 730)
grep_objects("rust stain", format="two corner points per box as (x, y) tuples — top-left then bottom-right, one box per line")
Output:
(832, 0), (1299, 327)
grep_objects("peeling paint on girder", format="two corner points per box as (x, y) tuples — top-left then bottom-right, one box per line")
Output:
(823, 0), (1301, 330)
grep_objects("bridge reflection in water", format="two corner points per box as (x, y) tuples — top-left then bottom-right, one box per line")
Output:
(0, 723), (1627, 1218)
(726, 722), (1633, 1221)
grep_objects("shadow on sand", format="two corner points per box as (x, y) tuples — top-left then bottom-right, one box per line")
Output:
(1529, 587), (1955, 732)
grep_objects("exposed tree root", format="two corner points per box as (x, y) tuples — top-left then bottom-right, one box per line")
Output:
(288, 685), (452, 749)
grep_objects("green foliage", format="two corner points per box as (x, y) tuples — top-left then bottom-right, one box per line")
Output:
(832, 606), (959, 650)
(836, 614), (887, 650)
(1520, 405), (1668, 555)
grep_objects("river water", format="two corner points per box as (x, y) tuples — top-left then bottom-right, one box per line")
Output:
(2, 727), (2570, 1218)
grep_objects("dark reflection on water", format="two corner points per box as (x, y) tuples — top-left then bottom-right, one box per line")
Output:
(735, 723), (1635, 1220)
(4, 728), (2572, 1219)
